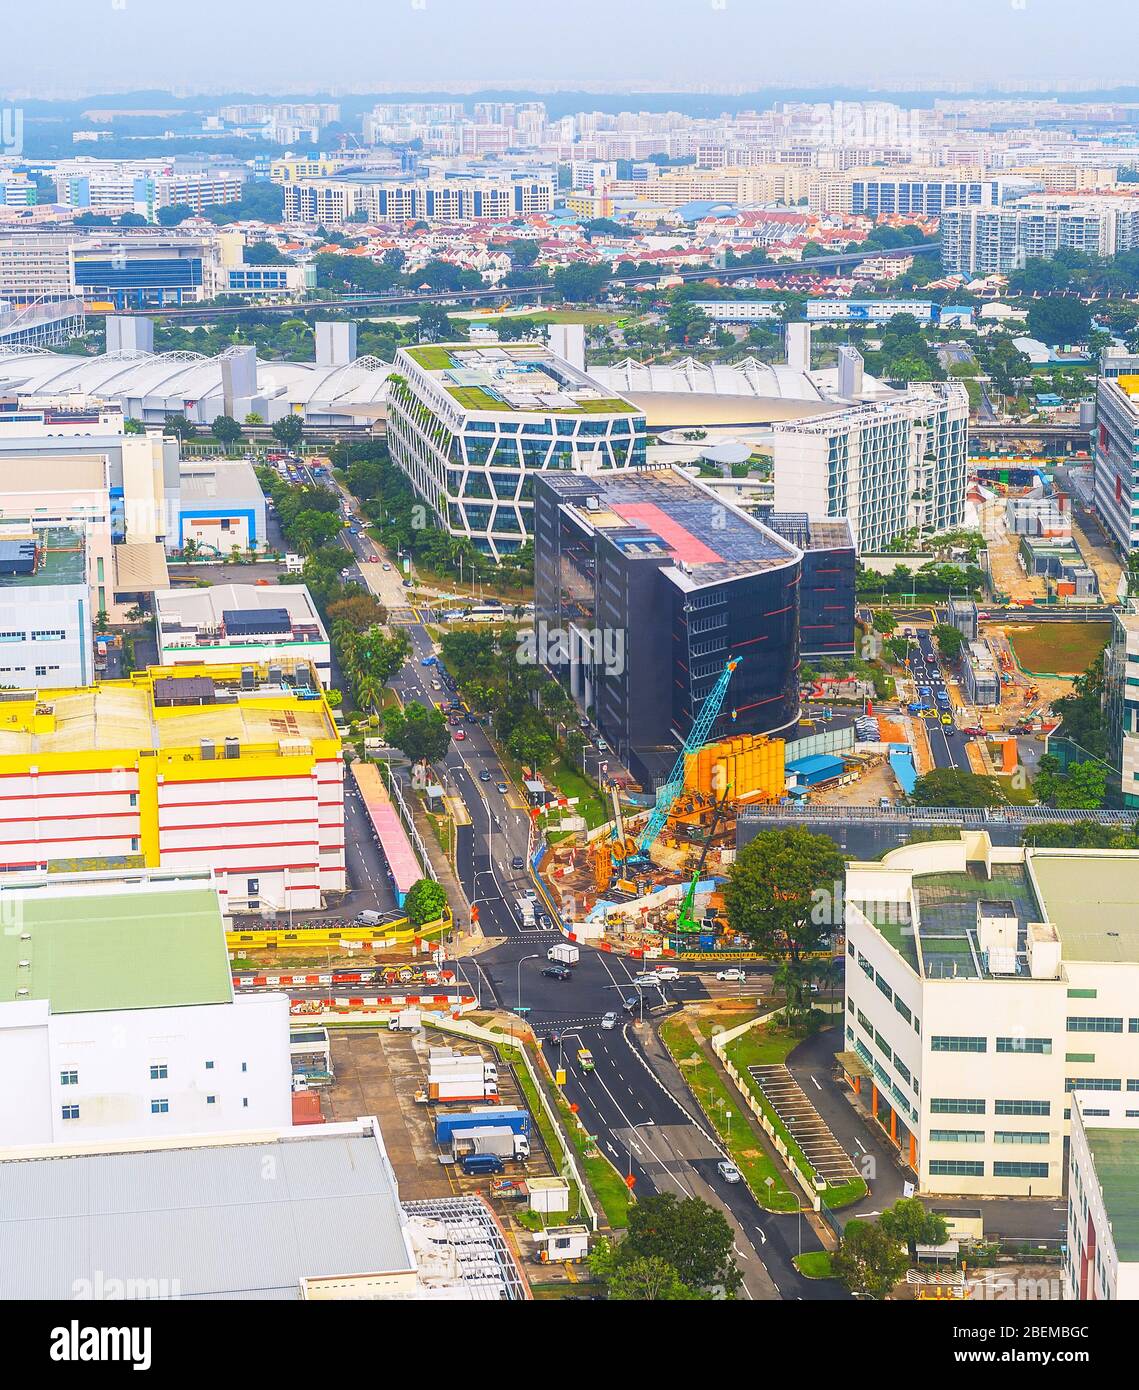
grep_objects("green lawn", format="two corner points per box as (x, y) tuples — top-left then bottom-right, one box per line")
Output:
(724, 1018), (868, 1210)
(794, 1251), (836, 1279)
(547, 758), (609, 829)
(659, 1016), (799, 1212)
(1005, 621), (1111, 676)
(405, 345), (456, 370)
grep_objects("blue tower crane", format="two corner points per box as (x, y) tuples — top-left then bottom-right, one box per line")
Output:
(628, 657), (739, 866)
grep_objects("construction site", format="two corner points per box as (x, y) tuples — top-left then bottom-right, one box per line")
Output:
(533, 659), (900, 956)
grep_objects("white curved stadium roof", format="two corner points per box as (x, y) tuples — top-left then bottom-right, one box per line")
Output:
(0, 348), (394, 425)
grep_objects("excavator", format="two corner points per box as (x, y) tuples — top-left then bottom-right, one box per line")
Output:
(674, 782), (733, 934)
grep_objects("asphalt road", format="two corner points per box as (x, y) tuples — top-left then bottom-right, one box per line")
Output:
(910, 632), (972, 771)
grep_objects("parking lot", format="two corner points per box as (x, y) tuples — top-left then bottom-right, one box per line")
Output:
(322, 1026), (562, 1215)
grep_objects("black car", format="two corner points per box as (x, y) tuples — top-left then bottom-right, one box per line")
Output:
(511, 856), (525, 871)
(538, 913), (553, 929)
(479, 769), (492, 782)
(542, 964), (571, 980)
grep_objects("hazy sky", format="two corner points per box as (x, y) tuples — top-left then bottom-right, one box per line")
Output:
(2, 0), (1137, 96)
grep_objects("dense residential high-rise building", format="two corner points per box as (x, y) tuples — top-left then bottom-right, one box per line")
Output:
(771, 385), (969, 551)
(386, 343), (647, 560)
(533, 466), (804, 786)
(941, 196), (1139, 274)
(281, 177), (553, 225)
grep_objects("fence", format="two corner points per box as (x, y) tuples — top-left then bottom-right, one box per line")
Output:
(379, 758), (438, 883)
(423, 1014), (599, 1232)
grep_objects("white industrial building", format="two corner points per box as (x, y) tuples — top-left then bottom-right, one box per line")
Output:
(0, 530), (93, 687)
(0, 1116), (530, 1300)
(0, 870), (291, 1148)
(843, 835), (1139, 1198)
(1065, 1094), (1139, 1301)
(155, 582), (331, 686)
(176, 457), (268, 556)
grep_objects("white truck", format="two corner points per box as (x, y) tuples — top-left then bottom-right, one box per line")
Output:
(450, 1126), (530, 1161)
(517, 897), (536, 928)
(547, 943), (579, 967)
(389, 1007), (422, 1032)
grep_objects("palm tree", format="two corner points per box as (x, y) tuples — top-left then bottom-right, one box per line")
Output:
(773, 959), (808, 1026)
(355, 673), (381, 713)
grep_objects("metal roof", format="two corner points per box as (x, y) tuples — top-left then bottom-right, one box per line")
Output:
(0, 1125), (416, 1300)
(0, 885), (232, 1013)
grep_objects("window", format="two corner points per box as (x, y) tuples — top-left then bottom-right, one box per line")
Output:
(995, 1099), (1050, 1116)
(874, 1030), (892, 1060)
(857, 952), (873, 980)
(929, 1159), (984, 1177)
(1128, 1080), (1139, 1092)
(151, 1099), (169, 1114)
(994, 1131), (1049, 1144)
(875, 973), (893, 1003)
(149, 1063), (168, 1080)
(247, 878), (259, 896)
(61, 1104), (80, 1121)
(1067, 988), (1097, 999)
(59, 1070), (78, 1086)
(993, 1161), (1048, 1179)
(205, 1060), (215, 1070)
(206, 1095), (216, 1105)
(1066, 1053), (1096, 1064)
(242, 1097), (249, 1107)
(1130, 1019), (1139, 1034)
(1066, 1078), (1121, 1092)
(930, 1130), (984, 1143)
(1084, 1109), (1111, 1118)
(857, 1009), (873, 1033)
(31, 629), (65, 641)
(895, 1059), (911, 1084)
(1067, 1017), (1122, 1033)
(34, 665), (46, 677)
(931, 1098), (985, 1114)
(894, 996), (912, 1025)
(932, 1036), (987, 1053)
(241, 1062), (248, 1073)
(996, 1037), (1052, 1054)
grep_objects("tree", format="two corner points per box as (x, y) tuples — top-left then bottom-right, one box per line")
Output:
(553, 263), (611, 302)
(211, 415), (243, 450)
(932, 623), (964, 663)
(244, 411), (264, 426)
(359, 628), (412, 684)
(157, 203), (195, 227)
(165, 413), (196, 441)
(416, 303), (453, 342)
(621, 1194), (741, 1296)
(1026, 297), (1092, 347)
(327, 593), (387, 632)
(94, 609), (110, 633)
(382, 700), (450, 766)
(1033, 755), (1108, 810)
(833, 1220), (909, 1300)
(403, 877), (448, 927)
(724, 827), (846, 964)
(872, 610), (897, 635)
(878, 1198), (948, 1263)
(271, 414), (304, 450)
(608, 1256), (697, 1301)
(910, 769), (1003, 807)
(123, 417), (145, 435)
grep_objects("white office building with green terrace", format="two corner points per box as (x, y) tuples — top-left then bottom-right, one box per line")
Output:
(386, 343), (647, 561)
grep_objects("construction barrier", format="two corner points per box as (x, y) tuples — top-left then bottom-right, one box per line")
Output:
(226, 910), (451, 951)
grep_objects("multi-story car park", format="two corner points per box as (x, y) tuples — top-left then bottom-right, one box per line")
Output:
(940, 196), (1139, 274)
(533, 466), (803, 786)
(843, 834), (1139, 1198)
(771, 385), (969, 552)
(386, 342), (647, 561)
(0, 661), (344, 912)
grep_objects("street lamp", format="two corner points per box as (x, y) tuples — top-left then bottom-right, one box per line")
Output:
(516, 953), (539, 1016)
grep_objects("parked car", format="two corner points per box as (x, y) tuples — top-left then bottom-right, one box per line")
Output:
(716, 1160), (742, 1184)
(461, 1153), (505, 1176)
(716, 968), (746, 983)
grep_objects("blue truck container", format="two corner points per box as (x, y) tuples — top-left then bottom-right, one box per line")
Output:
(435, 1107), (530, 1145)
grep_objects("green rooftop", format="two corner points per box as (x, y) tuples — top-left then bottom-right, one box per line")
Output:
(1084, 1127), (1139, 1261)
(0, 526), (87, 589)
(401, 342), (640, 416)
(0, 887), (233, 1013)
